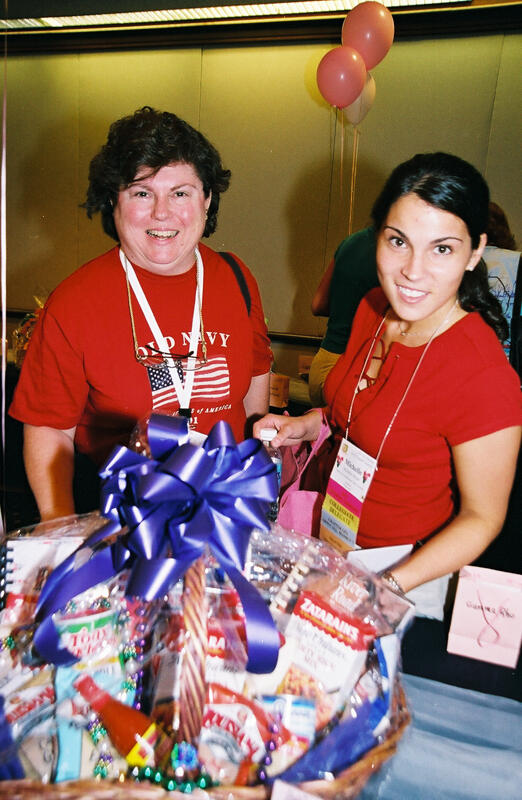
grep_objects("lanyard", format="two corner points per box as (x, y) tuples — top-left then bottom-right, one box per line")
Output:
(345, 301), (457, 468)
(119, 247), (204, 412)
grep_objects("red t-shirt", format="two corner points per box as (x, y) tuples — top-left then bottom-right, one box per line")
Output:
(10, 245), (272, 463)
(323, 288), (522, 547)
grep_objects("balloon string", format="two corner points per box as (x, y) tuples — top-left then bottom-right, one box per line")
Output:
(322, 107), (338, 273)
(348, 126), (359, 236)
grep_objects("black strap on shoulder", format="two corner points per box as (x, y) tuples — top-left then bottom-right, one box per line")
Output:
(219, 251), (251, 315)
(509, 253), (522, 376)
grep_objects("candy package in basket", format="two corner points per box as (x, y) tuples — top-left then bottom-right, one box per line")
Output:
(0, 415), (413, 798)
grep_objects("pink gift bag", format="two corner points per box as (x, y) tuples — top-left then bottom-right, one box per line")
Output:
(277, 409), (332, 538)
(447, 565), (522, 668)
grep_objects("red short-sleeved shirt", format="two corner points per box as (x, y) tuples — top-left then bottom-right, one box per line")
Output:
(323, 288), (522, 547)
(10, 244), (272, 463)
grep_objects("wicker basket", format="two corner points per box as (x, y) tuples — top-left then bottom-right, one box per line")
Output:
(1, 517), (412, 800)
(0, 687), (409, 800)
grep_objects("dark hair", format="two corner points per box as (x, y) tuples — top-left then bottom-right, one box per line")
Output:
(486, 201), (517, 250)
(83, 106), (231, 240)
(371, 152), (508, 342)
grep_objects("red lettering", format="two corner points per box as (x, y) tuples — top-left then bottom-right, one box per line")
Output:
(7, 685), (55, 724)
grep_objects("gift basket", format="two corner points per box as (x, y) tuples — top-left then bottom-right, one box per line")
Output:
(0, 415), (413, 799)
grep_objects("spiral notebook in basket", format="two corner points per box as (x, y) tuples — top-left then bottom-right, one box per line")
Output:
(0, 534), (85, 623)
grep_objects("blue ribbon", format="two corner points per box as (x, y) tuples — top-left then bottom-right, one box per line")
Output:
(33, 415), (280, 673)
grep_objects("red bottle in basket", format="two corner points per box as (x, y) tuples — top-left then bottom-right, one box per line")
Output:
(75, 674), (168, 767)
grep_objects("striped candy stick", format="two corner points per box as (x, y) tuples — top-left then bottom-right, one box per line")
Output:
(177, 556), (208, 745)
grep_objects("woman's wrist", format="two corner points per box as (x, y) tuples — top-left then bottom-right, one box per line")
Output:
(380, 569), (405, 594)
(303, 408), (324, 440)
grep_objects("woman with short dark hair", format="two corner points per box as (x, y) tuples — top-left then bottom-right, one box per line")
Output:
(11, 107), (272, 520)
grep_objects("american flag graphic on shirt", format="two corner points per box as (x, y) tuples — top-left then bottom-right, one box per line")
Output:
(147, 356), (230, 410)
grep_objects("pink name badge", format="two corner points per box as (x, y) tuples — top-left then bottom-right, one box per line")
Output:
(319, 437), (376, 554)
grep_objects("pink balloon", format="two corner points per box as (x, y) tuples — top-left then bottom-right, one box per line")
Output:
(316, 46), (367, 109)
(342, 2), (394, 70)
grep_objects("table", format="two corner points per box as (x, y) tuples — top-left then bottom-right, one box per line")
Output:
(359, 673), (522, 799)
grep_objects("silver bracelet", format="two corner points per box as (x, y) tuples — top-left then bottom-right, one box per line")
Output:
(381, 570), (404, 594)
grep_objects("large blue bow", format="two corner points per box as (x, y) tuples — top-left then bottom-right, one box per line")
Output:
(33, 415), (280, 673)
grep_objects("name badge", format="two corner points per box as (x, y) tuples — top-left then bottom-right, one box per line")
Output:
(319, 437), (376, 554)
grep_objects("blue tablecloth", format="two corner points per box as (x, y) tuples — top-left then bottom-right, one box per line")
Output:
(359, 674), (522, 800)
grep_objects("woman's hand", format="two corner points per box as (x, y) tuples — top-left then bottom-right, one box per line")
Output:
(253, 410), (323, 449)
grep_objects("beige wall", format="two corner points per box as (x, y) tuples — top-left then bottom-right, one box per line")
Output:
(6, 32), (521, 349)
